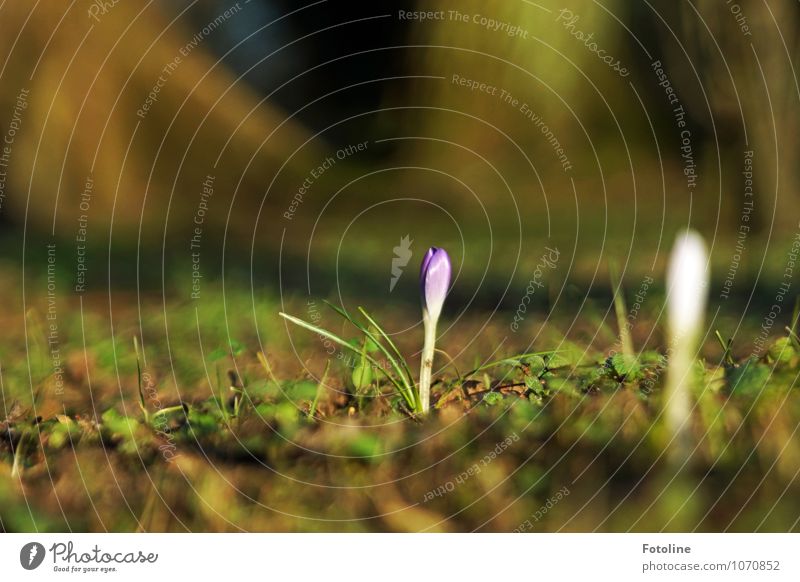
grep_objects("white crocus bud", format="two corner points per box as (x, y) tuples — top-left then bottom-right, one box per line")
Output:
(665, 230), (709, 456)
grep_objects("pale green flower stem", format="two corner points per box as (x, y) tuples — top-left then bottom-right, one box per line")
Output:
(419, 312), (438, 413)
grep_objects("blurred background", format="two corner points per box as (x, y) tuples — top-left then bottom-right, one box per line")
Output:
(0, 0), (797, 315)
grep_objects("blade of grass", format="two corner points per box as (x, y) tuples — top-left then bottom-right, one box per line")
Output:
(464, 350), (559, 377)
(784, 326), (800, 352)
(609, 261), (634, 359)
(434, 348), (462, 378)
(309, 360), (331, 419)
(319, 302), (417, 410)
(279, 312), (417, 411)
(133, 336), (149, 424)
(151, 404), (188, 420)
(356, 306), (416, 392)
(257, 351), (281, 389)
(352, 337), (371, 392)
(215, 362), (228, 423)
(10, 430), (27, 478)
(714, 330), (735, 366)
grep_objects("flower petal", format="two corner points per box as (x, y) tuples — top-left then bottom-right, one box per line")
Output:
(420, 247), (451, 321)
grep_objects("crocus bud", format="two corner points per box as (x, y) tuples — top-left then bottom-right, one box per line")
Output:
(420, 247), (452, 322)
(419, 247), (451, 413)
(664, 229), (709, 458)
(667, 230), (708, 344)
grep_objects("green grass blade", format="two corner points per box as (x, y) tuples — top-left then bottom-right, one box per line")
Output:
(464, 351), (560, 377)
(279, 312), (416, 410)
(609, 261), (634, 358)
(321, 301), (417, 409)
(357, 306), (416, 391)
(310, 360), (330, 419)
(133, 336), (149, 423)
(714, 330), (735, 366)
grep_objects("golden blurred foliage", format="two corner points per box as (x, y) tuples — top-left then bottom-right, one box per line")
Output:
(0, 1), (322, 238)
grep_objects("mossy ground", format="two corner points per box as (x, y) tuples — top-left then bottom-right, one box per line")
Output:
(1, 275), (799, 532)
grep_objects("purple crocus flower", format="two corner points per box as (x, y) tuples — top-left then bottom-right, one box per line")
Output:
(418, 247), (451, 413)
(420, 247), (452, 322)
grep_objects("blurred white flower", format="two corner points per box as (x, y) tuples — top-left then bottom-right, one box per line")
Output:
(665, 229), (709, 457)
(667, 230), (709, 344)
